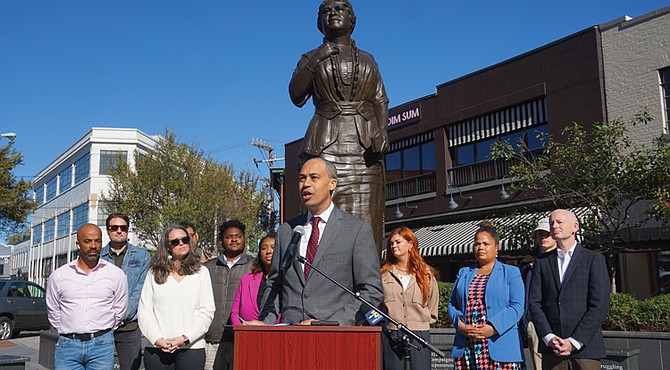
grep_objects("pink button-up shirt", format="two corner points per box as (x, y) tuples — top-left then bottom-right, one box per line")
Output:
(46, 258), (128, 334)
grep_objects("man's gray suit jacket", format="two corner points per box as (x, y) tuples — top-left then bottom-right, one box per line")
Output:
(260, 206), (383, 325)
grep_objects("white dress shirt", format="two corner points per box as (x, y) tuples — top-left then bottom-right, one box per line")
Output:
(299, 202), (335, 272)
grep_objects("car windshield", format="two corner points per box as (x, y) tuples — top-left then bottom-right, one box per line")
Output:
(0, 281), (5, 290)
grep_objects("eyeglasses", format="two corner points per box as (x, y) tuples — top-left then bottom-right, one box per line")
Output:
(108, 225), (129, 232)
(168, 236), (190, 247)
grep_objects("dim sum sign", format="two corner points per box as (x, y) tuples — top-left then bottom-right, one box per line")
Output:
(388, 102), (421, 130)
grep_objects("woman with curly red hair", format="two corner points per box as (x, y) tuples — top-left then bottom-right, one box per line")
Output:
(380, 226), (439, 370)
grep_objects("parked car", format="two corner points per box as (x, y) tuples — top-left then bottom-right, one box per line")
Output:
(0, 279), (50, 340)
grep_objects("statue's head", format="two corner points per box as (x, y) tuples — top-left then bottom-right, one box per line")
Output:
(317, 0), (356, 37)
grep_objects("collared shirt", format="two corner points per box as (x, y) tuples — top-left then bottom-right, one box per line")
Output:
(225, 255), (241, 269)
(299, 201), (335, 261)
(46, 258), (128, 335)
(109, 245), (127, 269)
(557, 241), (577, 283)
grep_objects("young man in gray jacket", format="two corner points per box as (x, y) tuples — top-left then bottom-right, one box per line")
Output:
(203, 220), (254, 370)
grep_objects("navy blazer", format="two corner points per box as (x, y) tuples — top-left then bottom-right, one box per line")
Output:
(447, 261), (525, 363)
(528, 243), (610, 359)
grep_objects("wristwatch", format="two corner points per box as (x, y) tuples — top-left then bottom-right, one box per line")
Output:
(181, 335), (190, 346)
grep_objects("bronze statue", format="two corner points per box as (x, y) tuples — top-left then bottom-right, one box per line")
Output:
(289, 0), (389, 254)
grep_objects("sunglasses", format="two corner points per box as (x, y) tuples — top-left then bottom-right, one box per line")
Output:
(168, 236), (190, 247)
(108, 225), (129, 232)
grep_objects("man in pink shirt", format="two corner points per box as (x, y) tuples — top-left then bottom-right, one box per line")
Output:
(47, 223), (128, 369)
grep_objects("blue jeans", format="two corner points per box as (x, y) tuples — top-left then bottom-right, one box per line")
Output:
(55, 330), (115, 370)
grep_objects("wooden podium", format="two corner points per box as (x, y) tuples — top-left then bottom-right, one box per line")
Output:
(233, 325), (382, 370)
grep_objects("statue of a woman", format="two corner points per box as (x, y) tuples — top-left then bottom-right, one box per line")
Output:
(289, 0), (389, 254)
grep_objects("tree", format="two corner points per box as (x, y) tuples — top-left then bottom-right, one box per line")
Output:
(0, 141), (36, 238)
(102, 129), (270, 253)
(492, 112), (670, 292)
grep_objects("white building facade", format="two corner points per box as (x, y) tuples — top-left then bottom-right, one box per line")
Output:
(12, 128), (158, 287)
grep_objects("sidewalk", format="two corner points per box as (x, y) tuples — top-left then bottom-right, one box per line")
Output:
(0, 332), (47, 370)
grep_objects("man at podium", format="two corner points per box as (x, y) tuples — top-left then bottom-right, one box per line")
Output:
(258, 158), (383, 325)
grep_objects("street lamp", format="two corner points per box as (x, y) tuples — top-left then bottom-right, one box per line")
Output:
(0, 132), (16, 141)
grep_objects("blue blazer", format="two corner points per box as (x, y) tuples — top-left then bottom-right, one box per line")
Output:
(447, 261), (525, 362)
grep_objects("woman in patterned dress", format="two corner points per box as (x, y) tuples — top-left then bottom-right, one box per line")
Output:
(448, 221), (526, 369)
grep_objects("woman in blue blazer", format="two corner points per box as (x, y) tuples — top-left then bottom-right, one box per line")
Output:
(448, 221), (526, 369)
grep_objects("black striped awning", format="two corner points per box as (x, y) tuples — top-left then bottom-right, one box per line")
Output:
(407, 208), (590, 257)
(447, 97), (547, 147)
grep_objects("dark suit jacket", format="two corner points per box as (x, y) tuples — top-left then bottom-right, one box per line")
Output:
(259, 206), (383, 325)
(528, 243), (610, 359)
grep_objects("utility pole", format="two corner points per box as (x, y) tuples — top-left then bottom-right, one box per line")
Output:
(252, 139), (285, 225)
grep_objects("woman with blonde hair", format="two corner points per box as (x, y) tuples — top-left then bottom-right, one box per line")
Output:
(380, 226), (439, 370)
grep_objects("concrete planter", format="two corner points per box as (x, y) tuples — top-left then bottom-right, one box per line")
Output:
(604, 330), (670, 370)
(429, 328), (670, 370)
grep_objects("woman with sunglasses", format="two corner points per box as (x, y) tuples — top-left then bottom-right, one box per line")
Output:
(138, 225), (215, 369)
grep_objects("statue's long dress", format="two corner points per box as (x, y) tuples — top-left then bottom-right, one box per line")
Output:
(291, 41), (389, 254)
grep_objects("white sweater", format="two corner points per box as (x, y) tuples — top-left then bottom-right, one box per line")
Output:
(138, 267), (215, 349)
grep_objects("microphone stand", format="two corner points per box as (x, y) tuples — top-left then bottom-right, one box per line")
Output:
(297, 255), (446, 369)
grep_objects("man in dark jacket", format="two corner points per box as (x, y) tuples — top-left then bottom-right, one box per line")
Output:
(519, 218), (556, 370)
(529, 209), (610, 370)
(203, 220), (254, 370)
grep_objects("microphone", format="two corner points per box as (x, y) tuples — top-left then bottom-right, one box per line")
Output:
(279, 226), (305, 273)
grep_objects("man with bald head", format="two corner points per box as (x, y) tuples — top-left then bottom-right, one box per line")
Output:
(528, 210), (610, 370)
(47, 223), (128, 369)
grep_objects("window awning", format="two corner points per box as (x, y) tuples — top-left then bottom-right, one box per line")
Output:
(408, 208), (590, 257)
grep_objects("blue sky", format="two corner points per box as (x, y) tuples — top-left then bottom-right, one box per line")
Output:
(2, 0), (668, 183)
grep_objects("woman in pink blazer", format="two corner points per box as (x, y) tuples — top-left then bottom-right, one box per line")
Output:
(231, 233), (277, 324)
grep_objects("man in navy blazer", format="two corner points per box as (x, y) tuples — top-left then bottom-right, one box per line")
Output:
(258, 157), (383, 325)
(529, 209), (610, 370)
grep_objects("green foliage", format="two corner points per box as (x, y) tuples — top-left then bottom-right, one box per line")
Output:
(6, 227), (30, 245)
(602, 293), (639, 331)
(0, 142), (36, 238)
(435, 281), (454, 328)
(603, 293), (670, 332)
(101, 129), (270, 253)
(491, 112), (670, 288)
(636, 294), (670, 332)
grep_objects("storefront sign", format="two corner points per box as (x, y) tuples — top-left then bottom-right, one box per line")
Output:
(388, 102), (421, 130)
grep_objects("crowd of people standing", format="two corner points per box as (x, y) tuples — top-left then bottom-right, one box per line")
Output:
(45, 162), (610, 370)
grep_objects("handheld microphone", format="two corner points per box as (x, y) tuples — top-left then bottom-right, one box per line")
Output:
(279, 226), (305, 273)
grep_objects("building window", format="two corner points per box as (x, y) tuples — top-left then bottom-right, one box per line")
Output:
(451, 123), (549, 166)
(32, 224), (42, 246)
(662, 68), (670, 131)
(99, 150), (128, 175)
(34, 185), (44, 206)
(59, 166), (73, 193)
(45, 177), (57, 202)
(385, 139), (436, 181)
(43, 218), (55, 242)
(72, 203), (89, 231)
(57, 211), (70, 238)
(96, 206), (108, 228)
(74, 154), (90, 184)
